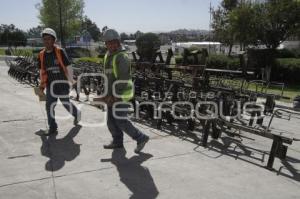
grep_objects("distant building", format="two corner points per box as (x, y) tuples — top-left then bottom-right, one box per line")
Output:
(74, 33), (93, 45)
(122, 40), (136, 52)
(123, 40), (136, 45)
(27, 38), (43, 47)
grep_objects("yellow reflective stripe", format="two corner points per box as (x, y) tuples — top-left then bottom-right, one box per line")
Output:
(112, 52), (128, 78)
(121, 80), (134, 101)
(103, 53), (108, 73)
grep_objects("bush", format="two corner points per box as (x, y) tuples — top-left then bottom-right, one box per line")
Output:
(136, 33), (161, 62)
(247, 48), (276, 69)
(65, 47), (91, 58)
(227, 58), (240, 70)
(175, 53), (300, 85)
(174, 55), (183, 64)
(4, 49), (11, 55)
(174, 55), (241, 70)
(276, 58), (300, 68)
(272, 58), (300, 84)
(174, 53), (240, 70)
(206, 54), (240, 70)
(206, 54), (228, 69)
(293, 49), (300, 58)
(276, 49), (298, 58)
(175, 54), (205, 65)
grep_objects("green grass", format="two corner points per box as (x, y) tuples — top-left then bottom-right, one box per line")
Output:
(75, 57), (103, 64)
(210, 78), (300, 102)
(11, 49), (33, 56)
(276, 58), (300, 69)
(1, 48), (34, 56)
(0, 49), (5, 55)
(0, 48), (34, 56)
(247, 83), (300, 102)
(278, 86), (300, 102)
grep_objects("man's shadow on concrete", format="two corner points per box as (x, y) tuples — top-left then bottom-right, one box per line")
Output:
(35, 125), (82, 171)
(101, 149), (159, 199)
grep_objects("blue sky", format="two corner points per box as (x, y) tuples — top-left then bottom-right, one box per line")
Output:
(0, 0), (221, 33)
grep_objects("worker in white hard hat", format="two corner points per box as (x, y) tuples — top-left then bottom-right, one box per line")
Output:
(38, 28), (81, 135)
(101, 29), (149, 153)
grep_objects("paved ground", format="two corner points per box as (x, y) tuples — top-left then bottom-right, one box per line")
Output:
(0, 60), (300, 199)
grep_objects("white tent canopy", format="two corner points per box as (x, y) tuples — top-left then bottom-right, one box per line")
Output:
(172, 41), (221, 54)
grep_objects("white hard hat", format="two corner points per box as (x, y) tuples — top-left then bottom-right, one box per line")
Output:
(103, 29), (120, 42)
(41, 28), (57, 41)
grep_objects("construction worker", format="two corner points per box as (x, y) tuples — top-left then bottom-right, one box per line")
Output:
(102, 29), (149, 153)
(38, 28), (80, 136)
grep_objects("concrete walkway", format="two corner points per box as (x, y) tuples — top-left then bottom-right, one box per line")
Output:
(0, 61), (300, 199)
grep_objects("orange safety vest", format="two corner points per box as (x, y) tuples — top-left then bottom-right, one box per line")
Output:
(39, 46), (68, 89)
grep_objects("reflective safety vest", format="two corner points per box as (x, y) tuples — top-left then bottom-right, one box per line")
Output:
(39, 46), (68, 89)
(103, 52), (134, 102)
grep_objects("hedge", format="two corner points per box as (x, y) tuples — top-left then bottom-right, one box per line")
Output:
(276, 49), (300, 58)
(65, 47), (91, 58)
(206, 54), (240, 70)
(175, 53), (300, 85)
(175, 54), (240, 70)
(272, 58), (300, 84)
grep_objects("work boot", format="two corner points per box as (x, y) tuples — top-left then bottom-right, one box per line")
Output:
(103, 142), (124, 149)
(44, 128), (58, 136)
(134, 135), (149, 154)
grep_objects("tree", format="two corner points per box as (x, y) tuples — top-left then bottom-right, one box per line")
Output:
(0, 24), (16, 33)
(37, 0), (84, 44)
(0, 24), (27, 47)
(128, 33), (135, 40)
(212, 4), (236, 56)
(27, 25), (44, 38)
(254, 0), (300, 49)
(239, 0), (300, 82)
(229, 2), (258, 50)
(222, 0), (238, 11)
(81, 16), (101, 41)
(134, 30), (143, 39)
(120, 32), (129, 41)
(213, 0), (300, 53)
(102, 26), (108, 32)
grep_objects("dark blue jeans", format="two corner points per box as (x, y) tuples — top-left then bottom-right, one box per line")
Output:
(107, 103), (145, 144)
(46, 86), (78, 130)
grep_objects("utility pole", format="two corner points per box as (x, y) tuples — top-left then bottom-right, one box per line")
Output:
(58, 0), (65, 47)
